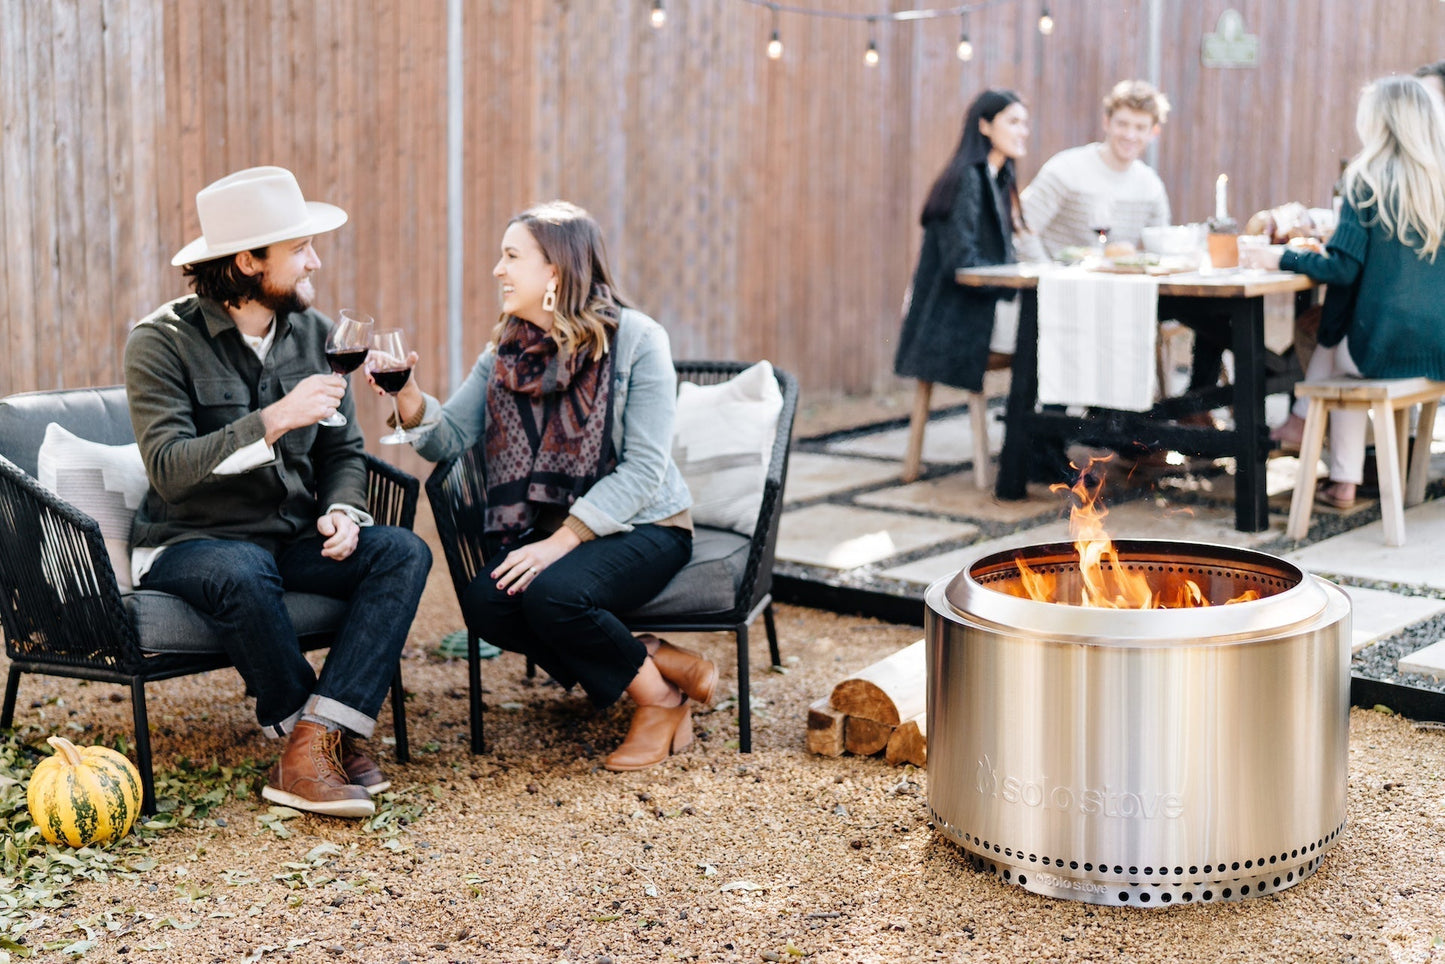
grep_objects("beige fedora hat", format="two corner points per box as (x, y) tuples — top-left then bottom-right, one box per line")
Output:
(171, 166), (348, 267)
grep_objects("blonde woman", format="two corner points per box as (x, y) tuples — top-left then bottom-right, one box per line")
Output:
(1254, 76), (1445, 508)
(379, 201), (712, 771)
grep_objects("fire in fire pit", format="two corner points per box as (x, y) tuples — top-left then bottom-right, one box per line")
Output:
(924, 466), (1352, 905)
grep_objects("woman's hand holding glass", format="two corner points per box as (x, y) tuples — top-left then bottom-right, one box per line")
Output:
(364, 328), (423, 444)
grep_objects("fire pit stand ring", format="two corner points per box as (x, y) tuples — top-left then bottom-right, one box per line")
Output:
(925, 539), (1351, 906)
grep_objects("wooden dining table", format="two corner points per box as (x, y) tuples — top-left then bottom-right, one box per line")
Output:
(957, 263), (1321, 532)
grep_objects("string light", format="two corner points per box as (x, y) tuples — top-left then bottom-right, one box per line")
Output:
(956, 12), (973, 60)
(1037, 3), (1053, 35)
(767, 3), (783, 58)
(864, 19), (880, 66)
(651, 0), (666, 27)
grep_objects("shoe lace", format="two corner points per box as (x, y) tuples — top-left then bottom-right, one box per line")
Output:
(311, 729), (347, 779)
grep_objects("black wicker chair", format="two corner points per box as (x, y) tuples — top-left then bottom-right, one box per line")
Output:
(426, 361), (798, 754)
(0, 386), (418, 812)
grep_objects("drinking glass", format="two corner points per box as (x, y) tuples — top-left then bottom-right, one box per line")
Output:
(1088, 199), (1113, 250)
(369, 328), (419, 445)
(319, 309), (374, 427)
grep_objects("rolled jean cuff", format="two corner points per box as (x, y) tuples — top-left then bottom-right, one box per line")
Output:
(307, 695), (377, 739)
(262, 706), (306, 740)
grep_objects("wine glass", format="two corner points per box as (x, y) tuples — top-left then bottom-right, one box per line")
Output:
(1089, 198), (1113, 250)
(319, 309), (374, 427)
(369, 328), (419, 445)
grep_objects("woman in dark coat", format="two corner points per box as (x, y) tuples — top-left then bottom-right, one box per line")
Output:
(894, 89), (1030, 392)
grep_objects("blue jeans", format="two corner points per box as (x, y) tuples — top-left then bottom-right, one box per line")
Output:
(461, 524), (692, 708)
(139, 527), (432, 737)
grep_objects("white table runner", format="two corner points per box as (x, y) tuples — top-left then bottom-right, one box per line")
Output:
(1036, 268), (1159, 412)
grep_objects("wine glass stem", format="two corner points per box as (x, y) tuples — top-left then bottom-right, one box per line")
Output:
(390, 396), (405, 437)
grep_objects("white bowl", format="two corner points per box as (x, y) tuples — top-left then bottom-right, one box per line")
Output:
(1141, 224), (1204, 256)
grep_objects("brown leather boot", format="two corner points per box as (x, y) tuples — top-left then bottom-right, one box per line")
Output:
(339, 733), (390, 796)
(603, 703), (693, 772)
(262, 720), (375, 818)
(648, 637), (718, 706)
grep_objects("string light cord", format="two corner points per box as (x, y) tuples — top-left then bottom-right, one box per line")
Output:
(734, 0), (1021, 23)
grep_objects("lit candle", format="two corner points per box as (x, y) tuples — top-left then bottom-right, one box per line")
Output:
(1215, 174), (1228, 221)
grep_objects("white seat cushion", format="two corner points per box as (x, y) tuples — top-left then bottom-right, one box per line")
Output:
(672, 361), (782, 535)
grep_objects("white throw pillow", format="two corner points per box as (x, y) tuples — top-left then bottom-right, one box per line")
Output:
(672, 361), (783, 535)
(36, 423), (150, 593)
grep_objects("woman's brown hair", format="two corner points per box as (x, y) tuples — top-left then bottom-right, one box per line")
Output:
(494, 201), (630, 361)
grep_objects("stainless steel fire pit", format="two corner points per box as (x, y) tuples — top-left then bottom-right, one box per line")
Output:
(925, 539), (1351, 906)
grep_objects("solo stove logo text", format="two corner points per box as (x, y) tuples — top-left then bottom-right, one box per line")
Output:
(975, 755), (1184, 820)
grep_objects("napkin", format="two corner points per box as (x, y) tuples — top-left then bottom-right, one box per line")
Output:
(1036, 268), (1158, 412)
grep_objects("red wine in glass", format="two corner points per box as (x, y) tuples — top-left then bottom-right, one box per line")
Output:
(370, 327), (421, 444)
(326, 348), (369, 375)
(370, 366), (413, 395)
(319, 309), (373, 427)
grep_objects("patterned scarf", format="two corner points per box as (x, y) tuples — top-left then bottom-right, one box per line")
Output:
(483, 319), (616, 540)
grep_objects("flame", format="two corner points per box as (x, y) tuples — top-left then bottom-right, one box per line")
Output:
(1014, 457), (1259, 609)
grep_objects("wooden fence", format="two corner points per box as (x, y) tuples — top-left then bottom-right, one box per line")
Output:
(3, 0), (1443, 408)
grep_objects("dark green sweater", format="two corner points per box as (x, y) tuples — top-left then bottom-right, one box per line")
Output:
(1281, 194), (1445, 380)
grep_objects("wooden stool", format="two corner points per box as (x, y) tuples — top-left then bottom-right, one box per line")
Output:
(901, 353), (1011, 488)
(1286, 376), (1445, 546)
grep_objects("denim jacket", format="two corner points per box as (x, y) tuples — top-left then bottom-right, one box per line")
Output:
(411, 308), (692, 537)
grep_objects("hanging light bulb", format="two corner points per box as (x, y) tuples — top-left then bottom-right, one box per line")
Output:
(650, 0), (665, 28)
(766, 5), (783, 60)
(1038, 5), (1054, 36)
(956, 13), (973, 61)
(864, 19), (880, 67)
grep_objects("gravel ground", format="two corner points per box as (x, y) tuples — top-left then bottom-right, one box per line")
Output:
(4, 391), (1444, 962)
(5, 516), (1445, 963)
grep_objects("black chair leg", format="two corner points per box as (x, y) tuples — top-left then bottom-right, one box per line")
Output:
(468, 635), (485, 754)
(130, 679), (157, 815)
(1, 665), (20, 729)
(389, 665), (410, 764)
(736, 624), (752, 753)
(763, 603), (781, 668)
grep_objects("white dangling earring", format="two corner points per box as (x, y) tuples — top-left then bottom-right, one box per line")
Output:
(542, 279), (558, 313)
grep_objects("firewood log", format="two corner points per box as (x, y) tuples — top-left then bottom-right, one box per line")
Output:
(885, 713), (927, 768)
(844, 716), (894, 756)
(806, 697), (846, 757)
(830, 639), (925, 725)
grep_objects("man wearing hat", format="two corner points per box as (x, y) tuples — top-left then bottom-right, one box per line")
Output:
(124, 166), (431, 819)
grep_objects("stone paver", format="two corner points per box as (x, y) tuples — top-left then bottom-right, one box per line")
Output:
(876, 498), (1279, 587)
(1338, 585), (1445, 654)
(1400, 638), (1445, 680)
(776, 504), (978, 571)
(825, 411), (1003, 464)
(783, 452), (905, 504)
(856, 479), (1062, 524)
(1282, 499), (1445, 591)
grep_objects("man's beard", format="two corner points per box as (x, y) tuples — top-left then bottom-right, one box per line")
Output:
(254, 278), (310, 316)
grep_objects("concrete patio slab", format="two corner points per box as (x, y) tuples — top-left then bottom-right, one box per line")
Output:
(783, 452), (905, 504)
(856, 478), (1062, 523)
(1400, 638), (1445, 680)
(1338, 585), (1445, 653)
(876, 497), (1280, 587)
(824, 411), (1003, 464)
(776, 504), (978, 571)
(1282, 499), (1445, 591)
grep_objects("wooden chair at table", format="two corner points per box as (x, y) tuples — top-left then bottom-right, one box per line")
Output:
(901, 352), (1012, 488)
(1286, 376), (1445, 546)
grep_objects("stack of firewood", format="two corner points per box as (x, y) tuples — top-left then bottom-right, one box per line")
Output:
(807, 639), (926, 768)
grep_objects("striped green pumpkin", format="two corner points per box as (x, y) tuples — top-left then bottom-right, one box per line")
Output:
(26, 736), (142, 847)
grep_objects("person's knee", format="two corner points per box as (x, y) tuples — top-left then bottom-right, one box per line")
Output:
(360, 527), (432, 581)
(520, 573), (596, 631)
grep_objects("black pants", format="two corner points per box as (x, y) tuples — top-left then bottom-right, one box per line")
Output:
(461, 524), (692, 708)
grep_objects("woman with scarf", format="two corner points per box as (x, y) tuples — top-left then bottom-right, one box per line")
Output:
(380, 201), (707, 771)
(894, 88), (1030, 480)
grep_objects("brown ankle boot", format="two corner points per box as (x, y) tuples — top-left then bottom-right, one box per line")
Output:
(262, 720), (375, 818)
(339, 733), (390, 796)
(648, 638), (718, 706)
(603, 703), (693, 772)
